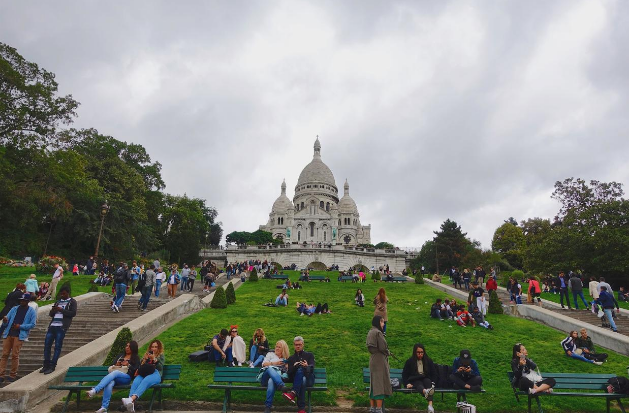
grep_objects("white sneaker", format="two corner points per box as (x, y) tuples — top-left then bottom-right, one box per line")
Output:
(121, 397), (134, 412)
(95, 408), (107, 413)
(87, 388), (96, 398)
(594, 361), (603, 365)
(427, 405), (435, 413)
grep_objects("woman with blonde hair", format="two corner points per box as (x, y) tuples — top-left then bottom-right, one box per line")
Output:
(373, 288), (388, 333)
(249, 328), (270, 368)
(122, 339), (165, 412)
(259, 340), (290, 413)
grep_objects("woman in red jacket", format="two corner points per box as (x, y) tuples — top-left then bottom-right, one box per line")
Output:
(527, 276), (542, 307)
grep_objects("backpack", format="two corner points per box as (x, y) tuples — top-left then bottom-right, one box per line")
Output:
(114, 268), (128, 284)
(434, 363), (453, 389)
(136, 272), (147, 290)
(608, 376), (629, 394)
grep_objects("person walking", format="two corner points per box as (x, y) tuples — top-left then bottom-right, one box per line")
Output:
(41, 286), (77, 374)
(595, 286), (620, 333)
(167, 268), (180, 299)
(0, 293), (37, 382)
(188, 266), (197, 292)
(367, 315), (392, 413)
(569, 273), (589, 310)
(373, 288), (388, 333)
(112, 263), (130, 313)
(180, 264), (190, 292)
(46, 264), (64, 300)
(138, 265), (156, 311)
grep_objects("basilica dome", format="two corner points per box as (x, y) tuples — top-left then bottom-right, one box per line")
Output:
(296, 138), (337, 188)
(272, 180), (293, 212)
(338, 179), (358, 214)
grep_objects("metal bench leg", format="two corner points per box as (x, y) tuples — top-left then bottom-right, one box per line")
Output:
(528, 395), (532, 413)
(534, 396), (543, 413)
(307, 390), (312, 413)
(617, 398), (627, 413)
(76, 390), (81, 409)
(148, 388), (157, 412)
(61, 391), (73, 413)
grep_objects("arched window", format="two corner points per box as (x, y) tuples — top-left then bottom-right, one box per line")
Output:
(324, 231), (327, 241)
(320, 201), (324, 209)
(338, 219), (341, 225)
(309, 222), (315, 237)
(326, 202), (330, 211)
(301, 202), (304, 210)
(298, 231), (301, 241)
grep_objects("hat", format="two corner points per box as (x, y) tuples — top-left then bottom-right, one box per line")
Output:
(459, 349), (472, 366)
(20, 293), (31, 301)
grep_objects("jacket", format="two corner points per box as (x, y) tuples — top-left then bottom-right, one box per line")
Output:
(511, 357), (537, 385)
(574, 336), (596, 352)
(286, 350), (315, 381)
(596, 291), (618, 309)
(114, 268), (130, 284)
(0, 289), (24, 318)
(402, 354), (437, 384)
(452, 356), (480, 378)
(48, 297), (77, 330)
(569, 276), (583, 292)
(249, 338), (270, 357)
(560, 336), (577, 354)
(2, 305), (37, 340)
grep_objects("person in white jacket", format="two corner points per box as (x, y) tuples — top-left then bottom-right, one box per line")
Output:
(588, 277), (599, 300)
(223, 326), (247, 366)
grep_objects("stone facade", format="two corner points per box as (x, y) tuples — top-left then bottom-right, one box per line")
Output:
(260, 138), (371, 246)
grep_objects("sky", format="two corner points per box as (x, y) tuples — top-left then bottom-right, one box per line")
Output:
(2, 0), (628, 250)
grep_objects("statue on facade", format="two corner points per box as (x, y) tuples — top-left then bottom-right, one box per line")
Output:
(286, 227), (291, 238)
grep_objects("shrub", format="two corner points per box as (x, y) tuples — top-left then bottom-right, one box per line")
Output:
(249, 268), (258, 282)
(55, 281), (72, 300)
(210, 286), (228, 309)
(36, 255), (68, 274)
(372, 270), (381, 282)
(87, 284), (99, 293)
(488, 289), (503, 314)
(103, 327), (132, 366)
(225, 282), (236, 304)
(414, 274), (424, 284)
(512, 270), (525, 282)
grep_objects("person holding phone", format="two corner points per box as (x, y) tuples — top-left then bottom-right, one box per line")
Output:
(40, 286), (77, 374)
(122, 340), (165, 412)
(449, 349), (482, 392)
(259, 340), (290, 413)
(281, 336), (315, 413)
(511, 343), (556, 394)
(87, 341), (140, 413)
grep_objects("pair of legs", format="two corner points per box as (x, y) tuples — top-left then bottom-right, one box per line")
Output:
(314, 303), (329, 314)
(602, 308), (618, 331)
(260, 367), (285, 408)
(449, 374), (482, 391)
(572, 291), (589, 309)
(275, 297), (287, 306)
(139, 285), (152, 309)
(0, 336), (24, 379)
(167, 283), (177, 298)
(211, 347), (233, 366)
(187, 279), (195, 291)
(559, 288), (572, 308)
(92, 370), (132, 409)
(154, 280), (162, 297)
(409, 378), (434, 408)
(114, 283), (126, 308)
(568, 352), (596, 363)
(249, 345), (265, 367)
(43, 326), (66, 371)
(519, 377), (556, 394)
(124, 370), (161, 405)
(180, 277), (188, 291)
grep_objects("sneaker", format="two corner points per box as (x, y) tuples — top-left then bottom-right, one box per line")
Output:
(594, 361), (603, 365)
(264, 407), (271, 413)
(95, 408), (107, 413)
(425, 385), (435, 399)
(87, 388), (96, 398)
(39, 366), (48, 373)
(282, 390), (296, 403)
(237, 362), (242, 367)
(528, 388), (537, 395)
(427, 405), (434, 413)
(43, 367), (55, 374)
(122, 397), (134, 412)
(113, 305), (119, 313)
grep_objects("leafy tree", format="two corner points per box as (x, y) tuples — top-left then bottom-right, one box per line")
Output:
(504, 217), (518, 226)
(491, 222), (525, 269)
(414, 274), (424, 284)
(374, 242), (394, 249)
(210, 286), (228, 309)
(225, 282), (236, 304)
(226, 230), (280, 245)
(520, 218), (553, 274)
(226, 231), (251, 245)
(0, 42), (79, 149)
(432, 219), (472, 272)
(103, 327), (132, 366)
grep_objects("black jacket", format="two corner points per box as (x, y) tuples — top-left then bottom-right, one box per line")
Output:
(48, 297), (77, 330)
(511, 357), (537, 385)
(249, 338), (270, 357)
(113, 352), (141, 377)
(286, 350), (315, 381)
(114, 268), (130, 284)
(0, 289), (23, 318)
(402, 355), (438, 385)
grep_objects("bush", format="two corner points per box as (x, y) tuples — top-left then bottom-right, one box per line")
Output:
(372, 270), (381, 282)
(249, 268), (258, 282)
(225, 282), (236, 304)
(512, 270), (525, 282)
(414, 274), (424, 284)
(87, 284), (99, 293)
(488, 289), (503, 314)
(56, 281), (72, 300)
(210, 286), (228, 309)
(36, 255), (68, 274)
(103, 327), (132, 366)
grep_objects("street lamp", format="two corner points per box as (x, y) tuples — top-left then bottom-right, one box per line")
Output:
(94, 201), (110, 259)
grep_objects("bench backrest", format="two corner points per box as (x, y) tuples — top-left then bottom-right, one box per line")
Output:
(507, 372), (614, 391)
(213, 367), (327, 386)
(63, 365), (182, 383)
(363, 368), (403, 383)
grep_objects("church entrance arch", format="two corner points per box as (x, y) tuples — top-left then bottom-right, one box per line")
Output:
(271, 261), (284, 270)
(306, 261), (327, 271)
(351, 264), (369, 272)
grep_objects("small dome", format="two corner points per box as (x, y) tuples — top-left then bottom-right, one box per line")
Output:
(338, 179), (358, 214)
(296, 138), (337, 188)
(272, 180), (293, 212)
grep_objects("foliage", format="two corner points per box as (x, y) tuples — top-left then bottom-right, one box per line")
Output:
(374, 242), (394, 249)
(511, 270), (525, 282)
(55, 280), (72, 300)
(371, 270), (381, 281)
(210, 286), (227, 309)
(87, 283), (99, 293)
(36, 256), (67, 274)
(414, 274), (424, 284)
(491, 222), (525, 269)
(488, 289), (503, 314)
(225, 230), (281, 245)
(357, 243), (375, 248)
(249, 268), (258, 282)
(225, 282), (236, 304)
(103, 327), (133, 366)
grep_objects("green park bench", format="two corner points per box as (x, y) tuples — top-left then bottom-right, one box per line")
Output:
(506, 371), (627, 413)
(363, 368), (484, 413)
(338, 275), (354, 282)
(299, 275), (326, 281)
(208, 366), (328, 413)
(383, 276), (408, 282)
(269, 274), (289, 280)
(48, 365), (182, 413)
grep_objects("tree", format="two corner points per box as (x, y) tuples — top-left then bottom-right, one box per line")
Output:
(374, 242), (395, 249)
(488, 290), (503, 314)
(249, 268), (259, 282)
(0, 42), (79, 149)
(520, 217), (553, 274)
(226, 231), (250, 245)
(225, 282), (236, 304)
(432, 219), (472, 272)
(103, 327), (132, 366)
(491, 222), (525, 269)
(210, 286), (228, 309)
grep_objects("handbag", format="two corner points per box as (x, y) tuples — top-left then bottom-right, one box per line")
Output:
(456, 402), (476, 413)
(137, 360), (156, 377)
(204, 339), (214, 352)
(523, 368), (543, 383)
(390, 378), (401, 389)
(108, 365), (129, 374)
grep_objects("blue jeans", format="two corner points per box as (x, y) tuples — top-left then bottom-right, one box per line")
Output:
(249, 345), (265, 367)
(275, 297), (287, 306)
(569, 352), (594, 363)
(43, 326), (66, 368)
(291, 367), (314, 409)
(129, 370), (161, 399)
(603, 308), (618, 331)
(572, 291), (589, 309)
(139, 285), (152, 309)
(114, 283), (126, 307)
(155, 280), (162, 297)
(180, 277), (188, 291)
(211, 347), (233, 364)
(260, 367), (285, 407)
(94, 370), (131, 408)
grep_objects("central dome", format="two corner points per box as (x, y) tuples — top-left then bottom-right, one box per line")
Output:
(296, 138), (337, 188)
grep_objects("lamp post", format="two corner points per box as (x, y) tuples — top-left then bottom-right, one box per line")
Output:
(94, 201), (110, 259)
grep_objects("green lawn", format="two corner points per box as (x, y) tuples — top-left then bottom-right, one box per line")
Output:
(130, 272), (629, 413)
(0, 265), (112, 304)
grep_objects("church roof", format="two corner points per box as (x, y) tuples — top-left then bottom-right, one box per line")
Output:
(338, 179), (358, 214)
(296, 138), (337, 188)
(272, 180), (293, 212)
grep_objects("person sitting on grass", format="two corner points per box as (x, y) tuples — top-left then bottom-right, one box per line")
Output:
(275, 289), (289, 306)
(456, 305), (475, 328)
(122, 339), (165, 413)
(441, 299), (455, 320)
(210, 328), (233, 367)
(618, 287), (629, 302)
(511, 343), (556, 395)
(430, 299), (444, 321)
(37, 282), (49, 301)
(561, 331), (603, 365)
(314, 303), (331, 314)
(296, 302), (316, 316)
(470, 305), (493, 329)
(575, 328), (608, 362)
(355, 289), (365, 307)
(402, 343), (437, 413)
(449, 349), (483, 392)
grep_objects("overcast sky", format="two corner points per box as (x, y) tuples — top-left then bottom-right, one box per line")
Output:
(2, 0), (628, 249)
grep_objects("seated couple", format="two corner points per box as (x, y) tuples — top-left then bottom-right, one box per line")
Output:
(210, 326), (247, 367)
(455, 305), (493, 329)
(296, 302), (331, 316)
(430, 299), (457, 320)
(561, 330), (606, 365)
(259, 336), (315, 413)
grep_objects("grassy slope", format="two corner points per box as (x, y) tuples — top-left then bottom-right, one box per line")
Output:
(137, 272), (629, 413)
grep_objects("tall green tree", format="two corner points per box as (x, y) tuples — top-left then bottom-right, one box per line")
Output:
(491, 222), (525, 269)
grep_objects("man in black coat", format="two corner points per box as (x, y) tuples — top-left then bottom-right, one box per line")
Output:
(281, 336), (315, 413)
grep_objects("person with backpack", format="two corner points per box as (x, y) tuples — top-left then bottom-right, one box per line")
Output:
(40, 286), (77, 374)
(449, 349), (482, 392)
(138, 265), (155, 311)
(402, 343), (437, 413)
(112, 263), (130, 313)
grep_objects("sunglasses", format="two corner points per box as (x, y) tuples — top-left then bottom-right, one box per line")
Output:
(231, 330), (238, 333)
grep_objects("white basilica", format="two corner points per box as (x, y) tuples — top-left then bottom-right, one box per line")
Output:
(260, 138), (371, 246)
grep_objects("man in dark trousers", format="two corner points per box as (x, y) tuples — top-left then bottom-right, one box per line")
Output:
(41, 286), (77, 374)
(554, 272), (572, 310)
(112, 263), (130, 312)
(282, 336), (315, 413)
(449, 349), (483, 392)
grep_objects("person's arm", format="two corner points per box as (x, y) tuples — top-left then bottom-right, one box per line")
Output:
(560, 337), (572, 355)
(212, 338), (225, 357)
(19, 307), (37, 331)
(61, 299), (77, 318)
(470, 360), (480, 377)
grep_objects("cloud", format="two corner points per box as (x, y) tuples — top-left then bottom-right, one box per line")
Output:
(1, 0), (627, 250)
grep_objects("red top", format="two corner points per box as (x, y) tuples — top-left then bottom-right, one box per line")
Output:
(528, 279), (541, 294)
(486, 278), (498, 291)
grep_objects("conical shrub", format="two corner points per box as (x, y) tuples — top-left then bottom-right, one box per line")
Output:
(414, 274), (424, 284)
(225, 282), (236, 304)
(87, 283), (99, 293)
(103, 327), (132, 366)
(249, 268), (259, 282)
(211, 286), (228, 309)
(488, 289), (503, 314)
(372, 270), (381, 282)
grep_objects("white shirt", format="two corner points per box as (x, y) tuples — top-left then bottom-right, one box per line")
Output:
(53, 267), (63, 279)
(597, 281), (612, 294)
(263, 351), (282, 365)
(156, 271), (166, 282)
